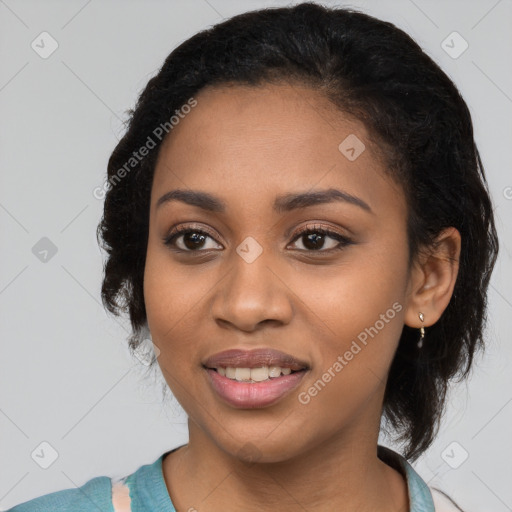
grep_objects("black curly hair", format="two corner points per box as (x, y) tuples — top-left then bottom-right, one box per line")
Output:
(96, 2), (499, 463)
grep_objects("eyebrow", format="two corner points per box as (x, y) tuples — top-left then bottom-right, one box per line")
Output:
(156, 188), (373, 214)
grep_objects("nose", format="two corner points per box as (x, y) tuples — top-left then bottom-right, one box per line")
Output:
(210, 248), (294, 333)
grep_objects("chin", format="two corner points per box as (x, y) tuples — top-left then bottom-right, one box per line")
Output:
(214, 434), (308, 465)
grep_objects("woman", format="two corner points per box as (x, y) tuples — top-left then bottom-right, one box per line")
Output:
(8, 2), (498, 511)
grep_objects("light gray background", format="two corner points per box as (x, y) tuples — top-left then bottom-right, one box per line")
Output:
(1, 0), (511, 510)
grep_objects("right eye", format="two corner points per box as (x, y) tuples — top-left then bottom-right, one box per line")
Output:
(163, 226), (223, 252)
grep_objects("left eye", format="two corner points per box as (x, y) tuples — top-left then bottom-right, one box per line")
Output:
(288, 226), (352, 252)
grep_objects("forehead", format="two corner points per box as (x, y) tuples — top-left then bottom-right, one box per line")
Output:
(158, 82), (368, 157)
(151, 83), (404, 216)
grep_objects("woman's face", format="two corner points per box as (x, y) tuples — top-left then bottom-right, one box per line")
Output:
(144, 83), (413, 462)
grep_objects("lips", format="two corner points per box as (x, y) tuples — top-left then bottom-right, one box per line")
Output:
(202, 348), (309, 371)
(205, 368), (307, 408)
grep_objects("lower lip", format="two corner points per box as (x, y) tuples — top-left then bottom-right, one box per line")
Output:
(205, 368), (307, 409)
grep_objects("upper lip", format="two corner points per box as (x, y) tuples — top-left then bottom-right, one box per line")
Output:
(203, 348), (309, 371)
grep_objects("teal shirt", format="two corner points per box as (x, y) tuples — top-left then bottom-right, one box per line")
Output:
(6, 445), (437, 512)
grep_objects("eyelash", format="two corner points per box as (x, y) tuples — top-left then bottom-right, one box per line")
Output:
(162, 224), (353, 254)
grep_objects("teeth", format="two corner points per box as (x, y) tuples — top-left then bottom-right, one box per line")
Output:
(215, 365), (297, 382)
(235, 367), (251, 381)
(268, 366), (281, 378)
(250, 367), (269, 382)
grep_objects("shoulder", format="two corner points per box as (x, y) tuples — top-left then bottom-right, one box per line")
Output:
(5, 451), (171, 512)
(5, 475), (114, 512)
(376, 445), (467, 512)
(429, 487), (465, 512)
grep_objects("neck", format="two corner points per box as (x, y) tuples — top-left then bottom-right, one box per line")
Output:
(162, 421), (409, 512)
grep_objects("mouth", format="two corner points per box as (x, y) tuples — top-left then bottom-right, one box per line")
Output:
(202, 348), (309, 408)
(206, 365), (304, 383)
(202, 347), (309, 380)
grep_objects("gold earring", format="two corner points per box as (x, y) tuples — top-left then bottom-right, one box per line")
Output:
(418, 312), (425, 348)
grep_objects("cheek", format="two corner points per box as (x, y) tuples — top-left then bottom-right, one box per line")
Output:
(297, 250), (407, 336)
(292, 269), (407, 434)
(143, 254), (207, 405)
(293, 237), (409, 381)
(145, 227), (205, 304)
(143, 245), (201, 362)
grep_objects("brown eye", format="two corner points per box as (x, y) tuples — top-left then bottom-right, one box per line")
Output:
(164, 227), (223, 252)
(289, 226), (353, 252)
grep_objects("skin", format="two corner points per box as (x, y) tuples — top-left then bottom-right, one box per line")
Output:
(143, 82), (461, 512)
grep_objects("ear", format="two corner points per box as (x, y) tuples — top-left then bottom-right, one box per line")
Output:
(404, 227), (461, 329)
